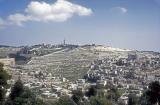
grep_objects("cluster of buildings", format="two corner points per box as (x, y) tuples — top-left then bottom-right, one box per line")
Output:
(85, 51), (160, 104)
(9, 67), (95, 100)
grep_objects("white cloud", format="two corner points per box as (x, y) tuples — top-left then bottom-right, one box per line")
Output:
(111, 7), (128, 14)
(119, 7), (127, 13)
(8, 14), (30, 26)
(8, 0), (93, 26)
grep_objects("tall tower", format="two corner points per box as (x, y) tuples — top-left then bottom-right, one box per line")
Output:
(63, 39), (66, 45)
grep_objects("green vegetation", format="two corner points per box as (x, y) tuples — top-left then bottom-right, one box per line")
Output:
(128, 94), (139, 105)
(0, 62), (11, 105)
(55, 96), (76, 105)
(140, 81), (160, 105)
(86, 86), (97, 97)
(9, 79), (24, 100)
(105, 87), (122, 102)
(71, 90), (84, 105)
(89, 96), (112, 105)
(0, 62), (45, 105)
(5, 79), (45, 105)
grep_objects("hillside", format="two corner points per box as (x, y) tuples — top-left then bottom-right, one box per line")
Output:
(1, 44), (160, 81)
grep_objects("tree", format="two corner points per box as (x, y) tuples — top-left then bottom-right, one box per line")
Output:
(9, 79), (24, 100)
(0, 63), (46, 105)
(106, 87), (121, 102)
(89, 96), (112, 105)
(6, 79), (46, 105)
(56, 96), (76, 105)
(0, 62), (3, 70)
(0, 87), (6, 104)
(139, 91), (151, 105)
(71, 90), (84, 105)
(0, 62), (10, 87)
(128, 94), (139, 105)
(145, 81), (160, 105)
(86, 87), (97, 97)
(0, 62), (10, 104)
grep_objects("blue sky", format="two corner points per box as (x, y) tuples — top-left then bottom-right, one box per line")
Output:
(0, 0), (160, 51)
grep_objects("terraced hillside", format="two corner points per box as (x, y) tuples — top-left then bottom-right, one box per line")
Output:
(20, 47), (98, 81)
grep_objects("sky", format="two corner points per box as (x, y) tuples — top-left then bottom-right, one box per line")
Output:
(0, 0), (160, 52)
